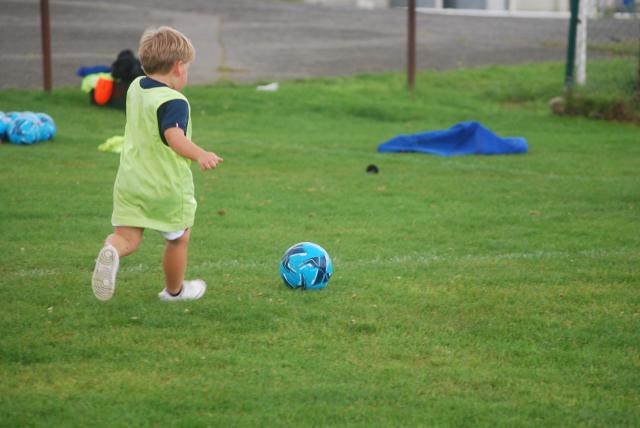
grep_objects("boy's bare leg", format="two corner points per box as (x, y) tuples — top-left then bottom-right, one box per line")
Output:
(107, 226), (144, 257)
(163, 228), (191, 295)
(93, 227), (142, 301)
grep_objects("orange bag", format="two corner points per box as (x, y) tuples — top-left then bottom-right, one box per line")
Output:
(94, 77), (114, 105)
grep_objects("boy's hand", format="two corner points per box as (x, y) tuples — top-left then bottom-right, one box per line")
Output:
(164, 128), (223, 170)
(197, 152), (223, 170)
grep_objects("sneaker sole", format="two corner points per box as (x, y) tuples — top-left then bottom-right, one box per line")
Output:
(92, 246), (119, 301)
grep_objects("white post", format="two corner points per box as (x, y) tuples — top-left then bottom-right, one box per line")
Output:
(586, 0), (597, 18)
(576, 0), (588, 85)
(434, 0), (443, 9)
(508, 0), (517, 13)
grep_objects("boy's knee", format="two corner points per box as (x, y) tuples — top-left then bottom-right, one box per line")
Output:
(124, 234), (142, 250)
(168, 228), (191, 245)
(112, 228), (143, 254)
(128, 236), (142, 251)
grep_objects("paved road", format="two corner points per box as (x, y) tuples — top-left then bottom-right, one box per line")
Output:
(0, 0), (636, 89)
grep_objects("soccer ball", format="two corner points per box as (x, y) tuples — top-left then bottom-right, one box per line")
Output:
(0, 112), (11, 139)
(279, 242), (333, 290)
(36, 113), (56, 140)
(7, 114), (39, 144)
(2, 111), (56, 144)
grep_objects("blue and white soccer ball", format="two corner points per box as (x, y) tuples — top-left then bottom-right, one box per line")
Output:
(36, 113), (56, 140)
(0, 112), (11, 139)
(6, 112), (22, 121)
(7, 114), (39, 144)
(280, 242), (333, 290)
(1, 111), (56, 144)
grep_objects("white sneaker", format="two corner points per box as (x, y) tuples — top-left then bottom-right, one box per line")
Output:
(158, 279), (207, 301)
(92, 243), (119, 301)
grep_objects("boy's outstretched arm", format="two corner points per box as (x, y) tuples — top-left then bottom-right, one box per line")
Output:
(164, 127), (223, 171)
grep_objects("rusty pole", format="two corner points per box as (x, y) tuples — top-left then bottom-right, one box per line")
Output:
(407, 0), (416, 91)
(40, 0), (52, 92)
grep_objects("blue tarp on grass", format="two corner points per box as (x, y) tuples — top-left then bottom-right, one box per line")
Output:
(378, 121), (528, 156)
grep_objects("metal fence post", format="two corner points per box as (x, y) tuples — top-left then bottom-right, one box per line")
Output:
(40, 0), (52, 92)
(565, 0), (580, 91)
(407, 0), (416, 91)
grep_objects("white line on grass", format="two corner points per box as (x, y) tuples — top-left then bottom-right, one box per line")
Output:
(8, 248), (637, 278)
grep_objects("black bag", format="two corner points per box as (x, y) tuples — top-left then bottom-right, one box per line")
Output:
(108, 49), (145, 109)
(111, 49), (144, 83)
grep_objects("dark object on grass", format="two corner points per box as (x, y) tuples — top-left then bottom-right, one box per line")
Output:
(552, 94), (639, 123)
(366, 164), (379, 174)
(378, 121), (527, 156)
(549, 96), (566, 115)
(111, 50), (144, 83)
(109, 50), (145, 110)
(90, 50), (146, 110)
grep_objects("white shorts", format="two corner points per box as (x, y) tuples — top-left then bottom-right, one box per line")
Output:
(112, 225), (186, 241)
(159, 229), (187, 241)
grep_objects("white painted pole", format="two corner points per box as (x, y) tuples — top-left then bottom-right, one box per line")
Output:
(576, 0), (588, 85)
(435, 0), (443, 9)
(586, 0), (597, 18)
(509, 0), (517, 13)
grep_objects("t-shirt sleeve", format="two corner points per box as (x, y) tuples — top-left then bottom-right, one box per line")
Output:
(157, 99), (189, 146)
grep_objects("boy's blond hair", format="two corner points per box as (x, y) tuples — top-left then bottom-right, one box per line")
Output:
(138, 26), (195, 75)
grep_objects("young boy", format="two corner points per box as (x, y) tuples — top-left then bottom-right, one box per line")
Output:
(92, 26), (223, 301)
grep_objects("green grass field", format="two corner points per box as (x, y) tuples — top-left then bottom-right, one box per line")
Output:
(1, 60), (639, 427)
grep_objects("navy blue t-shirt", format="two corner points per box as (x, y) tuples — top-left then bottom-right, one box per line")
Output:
(139, 77), (189, 146)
